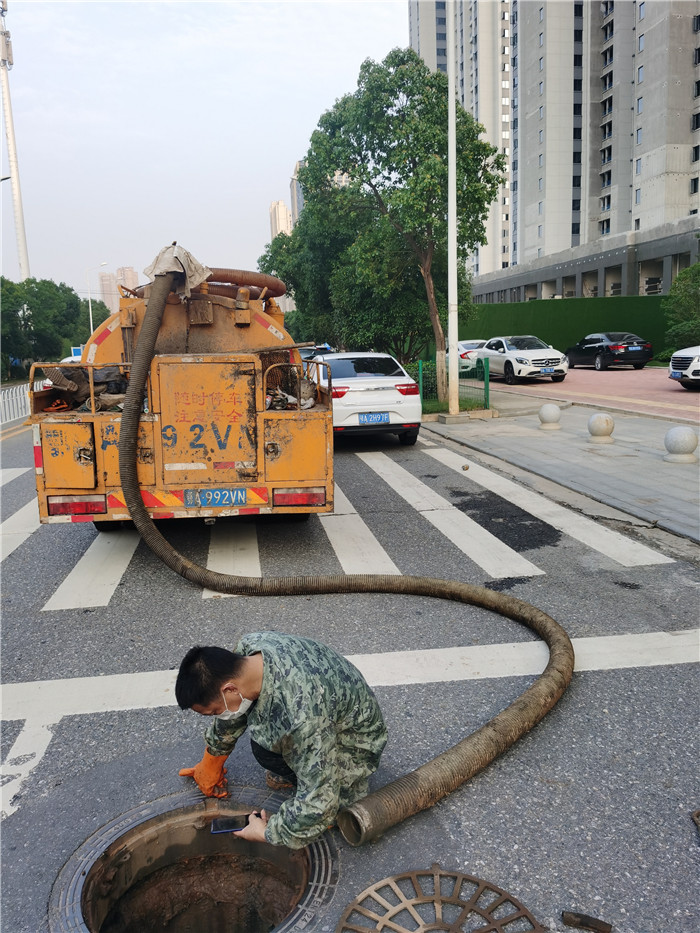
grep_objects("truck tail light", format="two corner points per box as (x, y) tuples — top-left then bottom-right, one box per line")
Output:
(273, 488), (326, 507)
(332, 386), (348, 399)
(48, 495), (107, 516)
(396, 383), (419, 396)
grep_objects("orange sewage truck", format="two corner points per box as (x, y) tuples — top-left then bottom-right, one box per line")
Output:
(27, 264), (334, 527)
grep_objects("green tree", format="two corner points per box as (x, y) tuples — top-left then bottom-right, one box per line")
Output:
(301, 47), (504, 399)
(662, 262), (700, 351)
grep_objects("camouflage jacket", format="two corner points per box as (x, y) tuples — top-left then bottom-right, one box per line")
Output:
(204, 631), (387, 849)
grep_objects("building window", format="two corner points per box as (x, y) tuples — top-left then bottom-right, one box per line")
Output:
(538, 201), (543, 214)
(602, 121), (613, 139)
(437, 48), (447, 57)
(600, 219), (611, 235)
(692, 113), (700, 131)
(692, 145), (700, 162)
(436, 17), (446, 25)
(436, 32), (446, 40)
(601, 170), (612, 188)
(539, 153), (544, 166)
(694, 48), (700, 66)
(573, 127), (582, 139)
(637, 97), (643, 113)
(573, 78), (582, 91)
(694, 13), (700, 31)
(572, 222), (581, 235)
(695, 80), (700, 98)
(539, 32), (544, 46)
(601, 146), (612, 164)
(539, 7), (544, 21)
(573, 151), (582, 163)
(573, 175), (581, 187)
(639, 34), (645, 51)
(692, 177), (700, 194)
(637, 127), (643, 144)
(603, 22), (614, 42)
(538, 177), (543, 190)
(602, 47), (613, 67)
(539, 129), (544, 142)
(573, 199), (581, 211)
(635, 188), (642, 204)
(637, 65), (644, 83)
(634, 218), (641, 230)
(639, 2), (645, 20)
(636, 158), (642, 173)
(539, 105), (544, 119)
(539, 81), (544, 95)
(539, 57), (544, 70)
(602, 96), (613, 116)
(537, 225), (543, 237)
(602, 72), (613, 90)
(601, 195), (611, 211)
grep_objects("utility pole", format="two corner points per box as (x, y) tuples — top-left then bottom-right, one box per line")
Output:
(1, 1), (30, 280)
(446, 0), (458, 415)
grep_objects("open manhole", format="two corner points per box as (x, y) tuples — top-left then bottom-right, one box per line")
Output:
(335, 863), (546, 933)
(49, 789), (338, 933)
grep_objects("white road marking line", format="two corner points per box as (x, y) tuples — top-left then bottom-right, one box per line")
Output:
(356, 451), (543, 579)
(41, 530), (141, 610)
(2, 628), (696, 819)
(416, 435), (437, 447)
(0, 467), (30, 487)
(427, 447), (675, 567)
(318, 484), (400, 575)
(202, 522), (261, 598)
(0, 498), (40, 562)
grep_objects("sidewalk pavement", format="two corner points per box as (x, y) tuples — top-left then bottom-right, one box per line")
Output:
(422, 389), (700, 544)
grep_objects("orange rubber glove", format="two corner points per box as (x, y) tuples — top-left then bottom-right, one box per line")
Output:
(179, 749), (228, 797)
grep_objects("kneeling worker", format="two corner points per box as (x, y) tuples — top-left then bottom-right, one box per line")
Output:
(176, 631), (387, 849)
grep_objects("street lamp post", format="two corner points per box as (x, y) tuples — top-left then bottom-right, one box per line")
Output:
(86, 262), (107, 335)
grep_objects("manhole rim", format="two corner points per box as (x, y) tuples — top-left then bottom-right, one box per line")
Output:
(48, 787), (339, 933)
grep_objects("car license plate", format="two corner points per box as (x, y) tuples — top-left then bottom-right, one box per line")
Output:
(628, 346), (641, 351)
(670, 371), (682, 379)
(359, 412), (390, 424)
(184, 488), (247, 508)
(539, 367), (555, 374)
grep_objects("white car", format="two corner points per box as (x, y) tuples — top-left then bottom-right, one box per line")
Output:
(446, 339), (487, 372)
(310, 351), (421, 445)
(668, 345), (700, 390)
(476, 335), (568, 385)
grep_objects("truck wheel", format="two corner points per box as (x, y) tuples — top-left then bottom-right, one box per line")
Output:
(594, 354), (607, 371)
(504, 362), (517, 385)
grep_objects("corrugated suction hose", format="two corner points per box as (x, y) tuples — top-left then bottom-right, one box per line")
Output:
(118, 272), (575, 846)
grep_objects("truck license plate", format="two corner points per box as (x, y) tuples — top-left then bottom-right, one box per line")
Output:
(184, 488), (247, 508)
(359, 412), (390, 424)
(539, 367), (555, 374)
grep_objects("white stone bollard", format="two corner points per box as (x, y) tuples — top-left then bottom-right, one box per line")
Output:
(538, 403), (562, 430)
(588, 412), (615, 444)
(663, 426), (699, 463)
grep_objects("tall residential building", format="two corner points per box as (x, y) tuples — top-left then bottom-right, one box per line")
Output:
(409, 0), (699, 301)
(116, 266), (139, 291)
(290, 161), (305, 226)
(270, 200), (293, 240)
(99, 272), (119, 314)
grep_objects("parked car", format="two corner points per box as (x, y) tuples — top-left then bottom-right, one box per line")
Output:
(668, 345), (700, 390)
(299, 343), (334, 361)
(310, 351), (421, 444)
(476, 336), (568, 385)
(564, 332), (653, 370)
(446, 339), (487, 372)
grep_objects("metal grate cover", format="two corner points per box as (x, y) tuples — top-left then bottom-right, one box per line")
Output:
(335, 863), (546, 933)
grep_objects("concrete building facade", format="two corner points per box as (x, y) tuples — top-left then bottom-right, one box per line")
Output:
(269, 200), (293, 239)
(409, 0), (700, 303)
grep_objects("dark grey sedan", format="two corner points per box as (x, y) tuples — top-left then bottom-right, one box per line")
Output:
(564, 332), (653, 370)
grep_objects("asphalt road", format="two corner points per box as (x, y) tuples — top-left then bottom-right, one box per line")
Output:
(1, 419), (698, 933)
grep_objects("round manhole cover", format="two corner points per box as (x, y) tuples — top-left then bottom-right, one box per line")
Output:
(335, 863), (546, 932)
(49, 789), (338, 933)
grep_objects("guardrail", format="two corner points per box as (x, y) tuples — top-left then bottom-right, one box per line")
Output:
(1, 382), (42, 424)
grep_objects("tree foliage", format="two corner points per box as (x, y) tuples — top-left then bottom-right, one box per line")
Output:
(661, 262), (700, 350)
(1, 276), (111, 380)
(298, 47), (505, 398)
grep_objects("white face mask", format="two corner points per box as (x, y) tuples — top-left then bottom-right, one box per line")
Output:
(217, 691), (253, 721)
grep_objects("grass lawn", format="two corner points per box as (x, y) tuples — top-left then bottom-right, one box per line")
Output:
(422, 398), (485, 415)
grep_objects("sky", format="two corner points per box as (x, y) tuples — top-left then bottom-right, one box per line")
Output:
(1, 0), (407, 298)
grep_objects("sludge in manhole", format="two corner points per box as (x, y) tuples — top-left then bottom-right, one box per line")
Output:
(49, 793), (338, 933)
(335, 863), (546, 933)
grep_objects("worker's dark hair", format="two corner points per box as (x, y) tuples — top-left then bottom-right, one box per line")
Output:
(175, 646), (246, 709)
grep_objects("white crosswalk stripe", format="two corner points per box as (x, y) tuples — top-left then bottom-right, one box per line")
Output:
(318, 484), (400, 575)
(427, 447), (674, 568)
(41, 529), (141, 611)
(202, 521), (261, 598)
(0, 467), (30, 487)
(355, 450), (544, 579)
(1, 498), (41, 562)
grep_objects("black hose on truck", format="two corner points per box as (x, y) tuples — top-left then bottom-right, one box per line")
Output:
(118, 272), (575, 847)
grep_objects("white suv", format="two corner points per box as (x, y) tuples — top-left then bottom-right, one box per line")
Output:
(668, 346), (700, 390)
